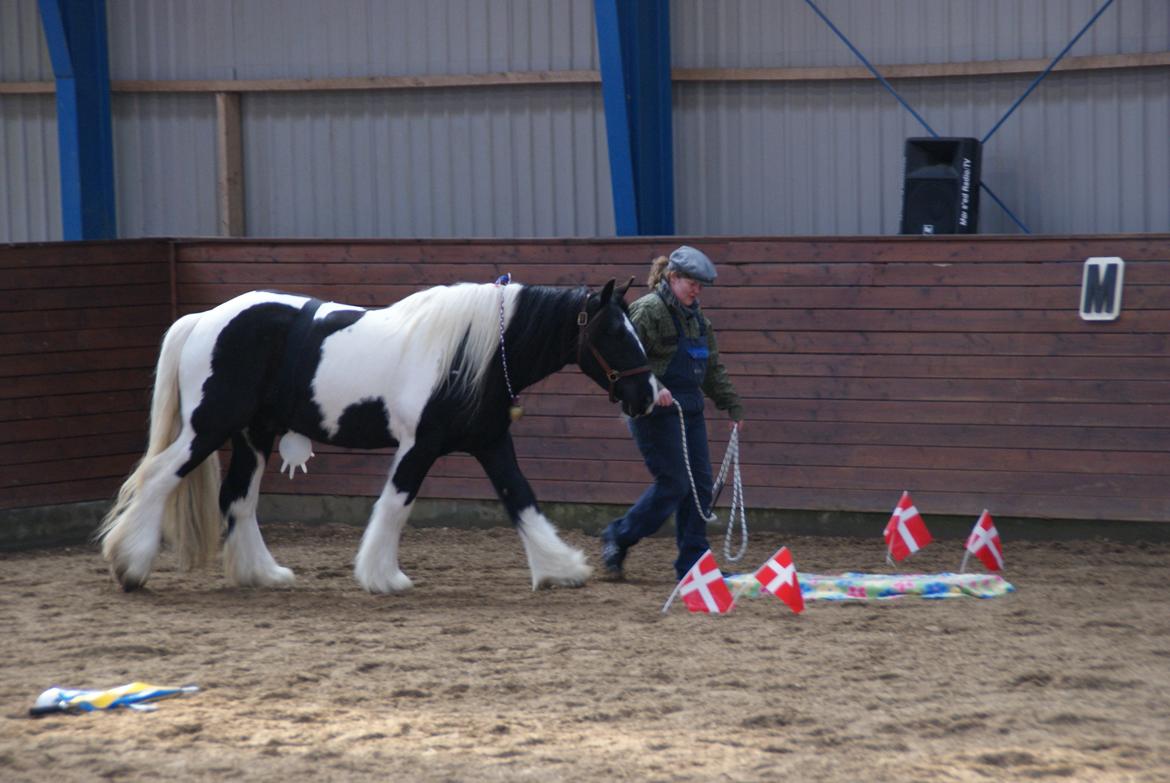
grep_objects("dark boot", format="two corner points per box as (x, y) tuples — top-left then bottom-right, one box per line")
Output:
(600, 527), (628, 581)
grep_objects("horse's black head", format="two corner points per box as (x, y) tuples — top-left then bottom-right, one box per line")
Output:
(577, 278), (659, 417)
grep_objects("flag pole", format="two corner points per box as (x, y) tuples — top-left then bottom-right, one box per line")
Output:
(661, 581), (683, 614)
(885, 490), (904, 568)
(959, 510), (983, 573)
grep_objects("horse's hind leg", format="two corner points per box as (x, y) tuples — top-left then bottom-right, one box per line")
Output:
(473, 434), (591, 589)
(104, 427), (225, 590)
(354, 439), (436, 593)
(221, 429), (294, 587)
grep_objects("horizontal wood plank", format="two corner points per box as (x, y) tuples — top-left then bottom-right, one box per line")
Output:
(0, 326), (169, 357)
(0, 304), (170, 336)
(0, 368), (154, 401)
(0, 240), (170, 269)
(0, 283), (170, 312)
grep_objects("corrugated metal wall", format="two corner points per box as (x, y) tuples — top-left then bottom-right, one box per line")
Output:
(2, 0), (1167, 241)
(107, 0), (611, 239)
(243, 87), (612, 238)
(671, 0), (1170, 234)
(671, 0), (1169, 66)
(673, 68), (1170, 235)
(0, 1), (58, 242)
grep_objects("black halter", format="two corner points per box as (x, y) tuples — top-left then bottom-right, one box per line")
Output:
(576, 298), (652, 404)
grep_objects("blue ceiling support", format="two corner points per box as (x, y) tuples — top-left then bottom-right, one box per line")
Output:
(980, 0), (1116, 146)
(594, 0), (675, 236)
(38, 0), (117, 240)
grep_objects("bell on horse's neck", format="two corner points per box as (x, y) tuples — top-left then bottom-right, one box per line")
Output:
(509, 399), (523, 421)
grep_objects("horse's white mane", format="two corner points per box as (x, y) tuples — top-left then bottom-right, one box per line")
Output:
(387, 282), (521, 398)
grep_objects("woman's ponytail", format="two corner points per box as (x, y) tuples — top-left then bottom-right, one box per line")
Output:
(647, 255), (670, 289)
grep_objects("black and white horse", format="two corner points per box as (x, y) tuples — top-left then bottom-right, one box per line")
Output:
(99, 279), (659, 593)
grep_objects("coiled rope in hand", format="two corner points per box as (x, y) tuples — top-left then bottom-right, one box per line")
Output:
(672, 400), (748, 562)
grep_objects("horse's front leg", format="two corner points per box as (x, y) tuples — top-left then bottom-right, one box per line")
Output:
(473, 434), (592, 590)
(354, 439), (436, 593)
(222, 429), (294, 587)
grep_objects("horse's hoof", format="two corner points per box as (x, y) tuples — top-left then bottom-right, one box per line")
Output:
(113, 565), (145, 592)
(532, 574), (590, 590)
(357, 569), (414, 594)
(229, 566), (296, 588)
(269, 566), (296, 585)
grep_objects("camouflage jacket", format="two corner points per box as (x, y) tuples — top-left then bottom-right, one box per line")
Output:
(628, 286), (744, 422)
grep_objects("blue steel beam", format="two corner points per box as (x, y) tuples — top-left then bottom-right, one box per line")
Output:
(594, 0), (675, 236)
(38, 0), (117, 240)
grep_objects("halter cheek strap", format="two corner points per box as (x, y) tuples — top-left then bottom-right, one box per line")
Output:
(576, 306), (652, 403)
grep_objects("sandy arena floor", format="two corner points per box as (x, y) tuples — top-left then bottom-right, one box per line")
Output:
(1, 523), (1168, 782)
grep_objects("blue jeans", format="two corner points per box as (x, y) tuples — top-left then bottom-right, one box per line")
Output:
(606, 408), (713, 579)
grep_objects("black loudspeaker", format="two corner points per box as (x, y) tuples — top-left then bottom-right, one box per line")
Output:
(899, 137), (981, 234)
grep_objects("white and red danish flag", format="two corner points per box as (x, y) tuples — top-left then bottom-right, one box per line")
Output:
(884, 491), (933, 562)
(678, 550), (736, 614)
(753, 546), (804, 614)
(965, 510), (1004, 571)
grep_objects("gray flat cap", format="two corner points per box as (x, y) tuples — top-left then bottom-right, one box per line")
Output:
(668, 245), (717, 284)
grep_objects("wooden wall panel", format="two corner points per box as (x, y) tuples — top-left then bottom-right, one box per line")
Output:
(4, 236), (1168, 527)
(170, 236), (1170, 523)
(0, 240), (172, 511)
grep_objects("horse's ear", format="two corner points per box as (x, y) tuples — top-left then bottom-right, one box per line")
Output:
(615, 276), (635, 301)
(597, 278), (616, 308)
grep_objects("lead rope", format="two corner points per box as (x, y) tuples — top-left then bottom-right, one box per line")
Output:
(494, 274), (523, 421)
(672, 401), (748, 562)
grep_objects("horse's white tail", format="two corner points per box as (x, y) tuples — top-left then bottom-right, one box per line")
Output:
(98, 312), (222, 571)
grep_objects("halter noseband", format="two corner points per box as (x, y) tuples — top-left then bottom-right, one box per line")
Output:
(576, 302), (652, 404)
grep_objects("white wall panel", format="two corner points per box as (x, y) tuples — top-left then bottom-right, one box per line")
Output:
(1, 1), (57, 241)
(0, 0), (52, 81)
(243, 85), (613, 237)
(105, 0), (599, 80)
(0, 95), (59, 242)
(112, 93), (219, 237)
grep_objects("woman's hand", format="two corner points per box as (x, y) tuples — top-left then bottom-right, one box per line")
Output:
(732, 420), (744, 432)
(655, 387), (674, 407)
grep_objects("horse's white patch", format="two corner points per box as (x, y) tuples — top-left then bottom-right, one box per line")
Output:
(224, 514), (295, 587)
(354, 486), (414, 593)
(312, 283), (521, 441)
(354, 439), (417, 593)
(313, 324), (439, 439)
(620, 312), (660, 415)
(314, 301), (366, 319)
(517, 506), (592, 590)
(622, 313), (646, 353)
(102, 430), (198, 587)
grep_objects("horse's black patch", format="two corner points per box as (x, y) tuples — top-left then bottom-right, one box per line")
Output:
(333, 398), (394, 449)
(184, 300), (368, 474)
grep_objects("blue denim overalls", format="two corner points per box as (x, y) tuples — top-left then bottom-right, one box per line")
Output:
(605, 295), (714, 579)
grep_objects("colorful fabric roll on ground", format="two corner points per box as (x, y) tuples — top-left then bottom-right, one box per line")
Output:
(30, 682), (199, 716)
(726, 571), (1014, 601)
